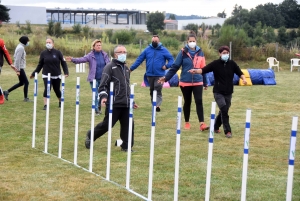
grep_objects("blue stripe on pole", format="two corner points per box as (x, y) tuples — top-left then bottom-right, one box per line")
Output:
(47, 81), (50, 84)
(110, 91), (113, 95)
(153, 102), (157, 107)
(152, 122), (156, 126)
(209, 138), (213, 143)
(47, 95), (50, 98)
(289, 159), (294, 165)
(291, 130), (297, 137)
(130, 94), (134, 98)
(178, 108), (182, 113)
(92, 88), (96, 92)
(245, 122), (250, 128)
(76, 101), (79, 105)
(61, 98), (64, 102)
(210, 114), (215, 119)
(62, 83), (65, 87)
(109, 109), (113, 113)
(77, 85), (80, 89)
(244, 149), (249, 154)
(177, 129), (181, 134)
(129, 114), (133, 118)
(92, 105), (95, 109)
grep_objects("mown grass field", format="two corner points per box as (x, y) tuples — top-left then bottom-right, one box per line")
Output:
(0, 55), (299, 201)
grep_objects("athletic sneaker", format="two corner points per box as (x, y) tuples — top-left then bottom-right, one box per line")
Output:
(156, 106), (161, 112)
(200, 123), (209, 131)
(85, 130), (91, 149)
(43, 105), (47, 110)
(95, 109), (100, 116)
(0, 94), (4, 104)
(225, 132), (232, 138)
(121, 147), (135, 152)
(3, 91), (9, 101)
(184, 122), (191, 130)
(214, 129), (221, 133)
(23, 98), (33, 102)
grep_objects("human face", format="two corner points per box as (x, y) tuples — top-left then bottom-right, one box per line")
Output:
(46, 39), (54, 46)
(93, 42), (102, 52)
(114, 46), (127, 58)
(187, 36), (197, 49)
(219, 50), (229, 57)
(152, 36), (160, 43)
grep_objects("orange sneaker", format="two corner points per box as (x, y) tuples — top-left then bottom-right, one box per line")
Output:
(0, 94), (4, 104)
(200, 123), (209, 131)
(184, 122), (190, 130)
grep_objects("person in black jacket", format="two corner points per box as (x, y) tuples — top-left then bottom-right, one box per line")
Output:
(85, 45), (134, 152)
(188, 46), (247, 138)
(30, 38), (69, 110)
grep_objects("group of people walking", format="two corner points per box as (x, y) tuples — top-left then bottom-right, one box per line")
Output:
(0, 31), (248, 152)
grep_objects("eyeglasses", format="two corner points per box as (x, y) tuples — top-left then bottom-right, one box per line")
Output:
(115, 51), (127, 54)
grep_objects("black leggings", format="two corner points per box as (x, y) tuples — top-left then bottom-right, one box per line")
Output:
(8, 69), (29, 98)
(180, 85), (204, 122)
(43, 78), (61, 98)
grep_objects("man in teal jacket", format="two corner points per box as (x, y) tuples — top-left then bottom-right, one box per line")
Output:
(130, 35), (174, 112)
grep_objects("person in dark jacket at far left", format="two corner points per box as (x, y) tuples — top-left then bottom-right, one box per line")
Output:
(30, 38), (69, 110)
(85, 45), (137, 152)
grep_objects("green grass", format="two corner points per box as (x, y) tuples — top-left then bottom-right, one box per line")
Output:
(0, 56), (300, 200)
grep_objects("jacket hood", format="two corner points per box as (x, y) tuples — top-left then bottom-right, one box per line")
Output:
(185, 44), (201, 52)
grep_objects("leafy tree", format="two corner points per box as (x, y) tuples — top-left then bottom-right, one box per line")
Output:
(184, 23), (198, 35)
(277, 26), (288, 45)
(213, 23), (221, 37)
(0, 4), (10, 23)
(168, 14), (176, 20)
(278, 0), (300, 28)
(253, 21), (263, 38)
(82, 25), (91, 38)
(241, 22), (254, 38)
(25, 20), (32, 34)
(111, 30), (134, 44)
(54, 22), (63, 38)
(288, 29), (298, 42)
(72, 23), (82, 34)
(264, 26), (276, 43)
(47, 21), (54, 36)
(146, 11), (165, 34)
(217, 10), (226, 18)
(231, 4), (243, 16)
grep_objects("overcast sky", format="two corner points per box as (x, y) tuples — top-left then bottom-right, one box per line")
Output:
(3, 0), (300, 17)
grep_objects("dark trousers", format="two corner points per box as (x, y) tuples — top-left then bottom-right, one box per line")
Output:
(92, 107), (134, 149)
(214, 93), (232, 134)
(43, 78), (61, 98)
(180, 85), (204, 122)
(147, 76), (163, 107)
(8, 69), (29, 98)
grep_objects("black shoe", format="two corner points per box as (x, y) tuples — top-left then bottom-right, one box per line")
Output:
(95, 109), (100, 116)
(121, 147), (134, 152)
(3, 91), (9, 101)
(156, 106), (161, 112)
(85, 130), (91, 149)
(43, 105), (47, 110)
(24, 98), (33, 102)
(59, 102), (61, 108)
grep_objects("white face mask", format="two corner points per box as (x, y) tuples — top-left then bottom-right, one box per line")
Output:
(221, 54), (229, 61)
(117, 54), (126, 62)
(26, 42), (30, 46)
(46, 43), (53, 49)
(188, 42), (196, 49)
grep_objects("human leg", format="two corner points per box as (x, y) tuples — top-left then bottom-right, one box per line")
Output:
(5, 69), (27, 100)
(119, 107), (134, 150)
(153, 76), (163, 107)
(147, 76), (155, 104)
(214, 93), (232, 135)
(43, 78), (53, 109)
(193, 85), (209, 131)
(180, 86), (193, 123)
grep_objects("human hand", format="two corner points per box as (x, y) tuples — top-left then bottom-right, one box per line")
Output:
(16, 71), (20, 76)
(243, 80), (247, 85)
(101, 98), (107, 106)
(157, 77), (165, 84)
(295, 53), (300, 57)
(65, 56), (73, 62)
(65, 74), (69, 78)
(30, 75), (34, 79)
(188, 69), (201, 74)
(162, 65), (167, 70)
(133, 103), (138, 109)
(204, 85), (208, 90)
(10, 64), (18, 71)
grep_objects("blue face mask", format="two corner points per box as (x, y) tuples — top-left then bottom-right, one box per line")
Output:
(117, 54), (126, 63)
(26, 42), (30, 46)
(221, 54), (229, 61)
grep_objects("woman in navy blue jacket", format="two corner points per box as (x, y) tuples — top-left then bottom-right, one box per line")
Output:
(158, 31), (209, 131)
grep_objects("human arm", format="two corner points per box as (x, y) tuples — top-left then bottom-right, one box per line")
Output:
(98, 64), (112, 104)
(164, 49), (174, 69)
(59, 51), (69, 77)
(69, 52), (91, 64)
(130, 50), (146, 71)
(240, 74), (247, 85)
(158, 51), (182, 84)
(14, 46), (24, 72)
(295, 53), (300, 57)
(0, 39), (13, 66)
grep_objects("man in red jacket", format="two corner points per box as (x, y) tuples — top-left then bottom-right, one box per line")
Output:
(0, 38), (17, 104)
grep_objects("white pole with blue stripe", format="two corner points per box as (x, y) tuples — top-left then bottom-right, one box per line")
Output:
(32, 72), (38, 148)
(205, 102), (216, 201)
(58, 76), (65, 158)
(126, 84), (135, 189)
(286, 116), (298, 201)
(147, 90), (157, 199)
(241, 109), (252, 201)
(74, 77), (80, 165)
(44, 73), (51, 153)
(89, 79), (96, 172)
(106, 82), (114, 178)
(174, 96), (182, 201)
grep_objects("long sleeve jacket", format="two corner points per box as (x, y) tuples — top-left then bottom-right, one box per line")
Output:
(98, 59), (131, 108)
(0, 39), (13, 66)
(31, 48), (69, 77)
(202, 58), (243, 95)
(71, 50), (110, 82)
(14, 43), (26, 70)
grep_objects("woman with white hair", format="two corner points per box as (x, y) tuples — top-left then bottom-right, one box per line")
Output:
(66, 39), (110, 115)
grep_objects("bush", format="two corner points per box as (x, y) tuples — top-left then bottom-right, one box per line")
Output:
(160, 37), (181, 50)
(72, 24), (82, 34)
(111, 30), (134, 44)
